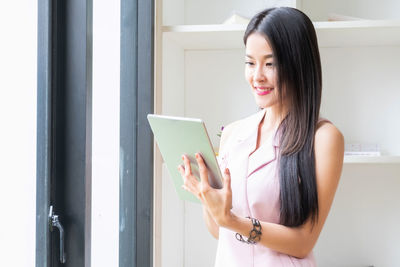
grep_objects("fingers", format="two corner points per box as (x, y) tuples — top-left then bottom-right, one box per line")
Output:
(178, 156), (202, 200)
(180, 154), (199, 187)
(178, 165), (201, 199)
(178, 162), (197, 188)
(182, 154), (192, 176)
(223, 168), (233, 209)
(223, 168), (231, 191)
(195, 153), (210, 187)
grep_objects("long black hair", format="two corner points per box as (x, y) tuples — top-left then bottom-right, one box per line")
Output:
(244, 7), (322, 227)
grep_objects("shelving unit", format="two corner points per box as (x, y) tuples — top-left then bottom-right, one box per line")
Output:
(344, 155), (400, 164)
(155, 0), (400, 266)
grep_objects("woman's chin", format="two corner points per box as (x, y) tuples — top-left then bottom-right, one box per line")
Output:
(254, 98), (276, 109)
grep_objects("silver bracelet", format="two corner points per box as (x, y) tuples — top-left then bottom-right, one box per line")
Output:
(235, 216), (262, 244)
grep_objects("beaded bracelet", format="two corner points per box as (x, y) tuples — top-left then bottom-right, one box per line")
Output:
(235, 216), (262, 244)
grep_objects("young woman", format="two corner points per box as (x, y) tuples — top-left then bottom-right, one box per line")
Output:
(178, 7), (344, 266)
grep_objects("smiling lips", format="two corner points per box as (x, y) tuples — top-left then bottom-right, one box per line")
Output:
(255, 86), (274, 95)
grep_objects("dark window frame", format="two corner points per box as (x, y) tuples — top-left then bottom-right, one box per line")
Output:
(119, 0), (155, 266)
(36, 0), (93, 266)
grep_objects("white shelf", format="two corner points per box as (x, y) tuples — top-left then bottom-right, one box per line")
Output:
(316, 20), (400, 47)
(344, 155), (400, 164)
(163, 20), (400, 49)
(163, 24), (246, 50)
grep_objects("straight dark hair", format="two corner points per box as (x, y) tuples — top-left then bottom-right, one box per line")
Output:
(244, 7), (322, 227)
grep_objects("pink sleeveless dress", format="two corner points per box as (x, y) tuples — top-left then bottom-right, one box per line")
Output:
(215, 109), (328, 267)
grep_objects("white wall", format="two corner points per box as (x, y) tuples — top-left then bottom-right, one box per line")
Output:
(319, 46), (400, 155)
(184, 49), (257, 149)
(315, 164), (400, 267)
(0, 2), (37, 267)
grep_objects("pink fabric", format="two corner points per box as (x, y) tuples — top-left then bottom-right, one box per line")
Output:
(215, 109), (322, 267)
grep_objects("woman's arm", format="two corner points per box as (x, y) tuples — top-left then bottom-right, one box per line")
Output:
(221, 122), (344, 258)
(203, 206), (219, 239)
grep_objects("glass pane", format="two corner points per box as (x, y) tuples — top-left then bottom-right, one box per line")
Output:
(91, 0), (120, 266)
(0, 1), (37, 267)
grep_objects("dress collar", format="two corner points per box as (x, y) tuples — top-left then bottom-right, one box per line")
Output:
(236, 108), (280, 148)
(246, 108), (280, 177)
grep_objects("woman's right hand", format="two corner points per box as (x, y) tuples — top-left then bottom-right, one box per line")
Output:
(177, 153), (233, 228)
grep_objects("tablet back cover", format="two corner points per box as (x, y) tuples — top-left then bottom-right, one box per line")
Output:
(147, 114), (223, 203)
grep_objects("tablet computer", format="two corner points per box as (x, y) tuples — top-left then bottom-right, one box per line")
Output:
(147, 114), (223, 203)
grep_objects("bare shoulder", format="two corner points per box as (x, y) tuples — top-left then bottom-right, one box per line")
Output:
(315, 122), (344, 153)
(314, 122), (345, 182)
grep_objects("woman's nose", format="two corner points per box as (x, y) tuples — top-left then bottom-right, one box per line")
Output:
(254, 66), (266, 82)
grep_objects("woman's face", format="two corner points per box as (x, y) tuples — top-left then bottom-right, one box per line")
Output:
(245, 32), (279, 109)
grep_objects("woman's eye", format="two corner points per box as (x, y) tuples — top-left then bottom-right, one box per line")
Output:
(266, 62), (274, 67)
(245, 61), (254, 66)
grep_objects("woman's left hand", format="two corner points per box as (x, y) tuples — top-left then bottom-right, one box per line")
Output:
(178, 153), (233, 227)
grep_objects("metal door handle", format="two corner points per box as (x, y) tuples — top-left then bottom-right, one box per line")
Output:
(49, 206), (66, 263)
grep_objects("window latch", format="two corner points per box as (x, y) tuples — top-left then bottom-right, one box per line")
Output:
(49, 205), (66, 263)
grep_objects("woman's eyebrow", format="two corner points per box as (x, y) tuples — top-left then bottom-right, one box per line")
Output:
(245, 54), (274, 59)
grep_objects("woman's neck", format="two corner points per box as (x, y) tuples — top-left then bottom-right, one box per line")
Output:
(262, 105), (287, 131)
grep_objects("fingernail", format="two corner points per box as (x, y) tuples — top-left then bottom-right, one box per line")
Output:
(182, 155), (185, 160)
(225, 168), (230, 174)
(195, 153), (199, 158)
